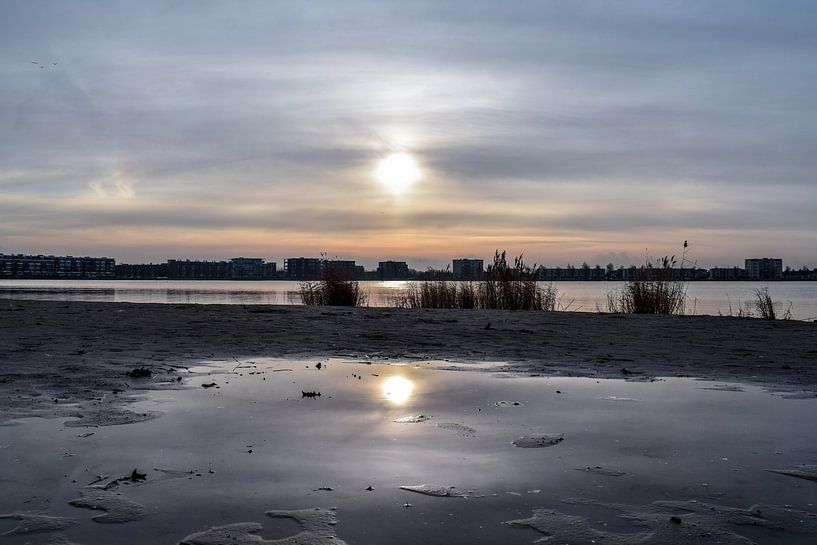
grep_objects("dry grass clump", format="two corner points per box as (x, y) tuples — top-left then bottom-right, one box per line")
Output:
(752, 286), (792, 320)
(397, 251), (558, 311)
(606, 254), (687, 315)
(400, 281), (478, 309)
(753, 286), (776, 320)
(481, 251), (556, 311)
(299, 268), (366, 307)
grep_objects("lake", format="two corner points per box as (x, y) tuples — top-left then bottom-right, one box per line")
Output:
(0, 280), (815, 320)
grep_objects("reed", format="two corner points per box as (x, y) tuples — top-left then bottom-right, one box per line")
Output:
(606, 252), (687, 315)
(753, 287), (777, 320)
(299, 268), (367, 307)
(397, 251), (558, 311)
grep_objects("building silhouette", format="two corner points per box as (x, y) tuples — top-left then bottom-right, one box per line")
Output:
(0, 254), (115, 279)
(744, 258), (783, 280)
(452, 259), (484, 280)
(377, 261), (410, 280)
(284, 258), (323, 280)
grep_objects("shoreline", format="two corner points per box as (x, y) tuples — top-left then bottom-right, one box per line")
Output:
(1, 298), (815, 424)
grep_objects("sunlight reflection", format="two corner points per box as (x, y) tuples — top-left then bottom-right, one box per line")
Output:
(382, 376), (414, 404)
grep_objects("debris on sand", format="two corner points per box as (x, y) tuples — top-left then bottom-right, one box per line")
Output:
(180, 508), (348, 545)
(125, 367), (152, 378)
(767, 464), (817, 483)
(87, 468), (148, 490)
(437, 422), (477, 437)
(575, 466), (626, 477)
(600, 396), (639, 402)
(394, 414), (431, 423)
(0, 512), (76, 535)
(512, 434), (564, 448)
(68, 488), (145, 523)
(201, 382), (217, 388)
(87, 475), (109, 486)
(494, 400), (521, 407)
(301, 391), (321, 398)
(399, 485), (466, 498)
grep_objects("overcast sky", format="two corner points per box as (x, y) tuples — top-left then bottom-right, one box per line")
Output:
(1, 1), (816, 268)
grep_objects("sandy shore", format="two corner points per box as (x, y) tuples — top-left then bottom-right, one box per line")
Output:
(1, 298), (815, 423)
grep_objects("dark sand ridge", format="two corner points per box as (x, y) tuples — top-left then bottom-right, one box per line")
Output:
(1, 298), (815, 424)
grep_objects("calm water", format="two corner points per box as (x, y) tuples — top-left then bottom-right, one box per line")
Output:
(1, 358), (816, 544)
(1, 279), (816, 320)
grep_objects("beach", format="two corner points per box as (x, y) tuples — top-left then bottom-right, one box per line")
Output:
(2, 299), (817, 544)
(1, 298), (815, 423)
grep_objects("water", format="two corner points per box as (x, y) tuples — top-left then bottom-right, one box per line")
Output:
(0, 280), (816, 320)
(1, 358), (815, 544)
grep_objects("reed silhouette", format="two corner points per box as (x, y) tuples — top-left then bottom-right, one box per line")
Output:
(299, 267), (366, 307)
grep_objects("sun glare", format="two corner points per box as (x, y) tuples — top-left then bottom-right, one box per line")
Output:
(375, 152), (421, 194)
(382, 376), (414, 404)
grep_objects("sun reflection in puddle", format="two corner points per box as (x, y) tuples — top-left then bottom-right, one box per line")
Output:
(382, 376), (414, 404)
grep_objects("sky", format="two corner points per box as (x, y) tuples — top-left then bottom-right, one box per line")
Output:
(1, 1), (816, 269)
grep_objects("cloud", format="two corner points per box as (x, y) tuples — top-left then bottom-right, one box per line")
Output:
(0, 1), (816, 266)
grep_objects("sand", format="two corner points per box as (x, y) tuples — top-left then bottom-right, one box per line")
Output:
(1, 299), (815, 424)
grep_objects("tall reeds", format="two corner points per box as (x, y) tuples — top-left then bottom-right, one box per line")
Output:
(299, 268), (366, 307)
(400, 281), (477, 309)
(482, 251), (556, 311)
(606, 246), (688, 315)
(396, 251), (558, 311)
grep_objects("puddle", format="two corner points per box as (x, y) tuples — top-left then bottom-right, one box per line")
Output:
(0, 358), (816, 544)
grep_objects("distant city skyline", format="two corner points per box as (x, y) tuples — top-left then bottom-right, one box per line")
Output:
(1, 248), (810, 273)
(2, 2), (816, 268)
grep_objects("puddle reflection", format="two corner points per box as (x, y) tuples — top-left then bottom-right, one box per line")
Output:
(1, 358), (816, 545)
(382, 376), (414, 404)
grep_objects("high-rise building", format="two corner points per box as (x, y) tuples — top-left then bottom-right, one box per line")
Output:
(452, 259), (484, 280)
(744, 258), (783, 280)
(0, 254), (115, 279)
(284, 258), (324, 280)
(377, 261), (410, 280)
(166, 259), (231, 279)
(325, 260), (362, 279)
(230, 257), (265, 280)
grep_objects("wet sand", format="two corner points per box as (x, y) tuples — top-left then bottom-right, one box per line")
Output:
(2, 299), (817, 544)
(1, 299), (815, 424)
(1, 359), (816, 544)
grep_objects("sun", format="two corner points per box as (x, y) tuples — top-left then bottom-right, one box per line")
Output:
(375, 152), (421, 194)
(382, 376), (414, 404)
